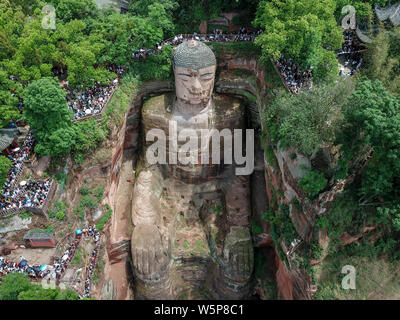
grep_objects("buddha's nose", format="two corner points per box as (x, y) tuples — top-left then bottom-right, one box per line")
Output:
(190, 78), (202, 94)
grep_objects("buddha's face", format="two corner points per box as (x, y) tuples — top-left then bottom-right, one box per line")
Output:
(174, 65), (216, 106)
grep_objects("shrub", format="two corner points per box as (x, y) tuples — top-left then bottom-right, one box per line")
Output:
(96, 206), (112, 231)
(56, 211), (65, 220)
(131, 45), (173, 81)
(80, 187), (90, 196)
(45, 225), (55, 233)
(316, 216), (330, 230)
(49, 201), (67, 219)
(103, 73), (140, 129)
(80, 195), (97, 210)
(93, 188), (104, 203)
(55, 172), (67, 185)
(251, 219), (263, 235)
(74, 204), (86, 221)
(292, 197), (303, 212)
(310, 240), (323, 260)
(19, 211), (33, 220)
(299, 168), (328, 199)
(71, 248), (82, 266)
(184, 240), (190, 249)
(0, 156), (12, 188)
(48, 210), (56, 219)
(265, 145), (279, 170)
(213, 204), (222, 215)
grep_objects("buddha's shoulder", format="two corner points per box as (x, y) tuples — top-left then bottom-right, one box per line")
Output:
(212, 93), (244, 118)
(142, 92), (175, 116)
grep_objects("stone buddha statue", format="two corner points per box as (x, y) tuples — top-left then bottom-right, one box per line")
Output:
(131, 40), (254, 300)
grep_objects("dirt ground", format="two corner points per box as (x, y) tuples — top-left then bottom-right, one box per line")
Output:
(8, 247), (56, 265)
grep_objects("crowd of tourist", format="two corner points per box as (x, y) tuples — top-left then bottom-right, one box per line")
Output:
(0, 179), (52, 212)
(275, 54), (313, 94)
(0, 225), (102, 299)
(107, 64), (127, 78)
(0, 133), (55, 215)
(65, 79), (118, 120)
(133, 28), (262, 61)
(83, 225), (101, 298)
(49, 64), (127, 121)
(337, 30), (365, 77)
(0, 255), (56, 279)
(1, 132), (34, 191)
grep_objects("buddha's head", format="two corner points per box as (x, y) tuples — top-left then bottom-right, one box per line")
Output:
(172, 40), (217, 107)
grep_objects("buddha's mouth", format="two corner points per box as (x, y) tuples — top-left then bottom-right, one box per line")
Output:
(190, 97), (202, 103)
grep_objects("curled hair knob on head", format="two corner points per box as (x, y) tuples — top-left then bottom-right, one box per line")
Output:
(172, 40), (216, 70)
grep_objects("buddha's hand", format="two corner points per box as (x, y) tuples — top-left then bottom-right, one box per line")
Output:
(220, 226), (254, 282)
(131, 225), (170, 281)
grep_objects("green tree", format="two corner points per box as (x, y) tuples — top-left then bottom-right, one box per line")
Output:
(265, 78), (355, 155)
(363, 26), (400, 96)
(23, 77), (73, 156)
(129, 0), (178, 24)
(0, 0), (26, 60)
(0, 273), (80, 300)
(35, 126), (76, 158)
(131, 44), (173, 81)
(56, 287), (79, 300)
(299, 168), (328, 198)
(18, 286), (60, 300)
(0, 68), (23, 129)
(65, 39), (112, 88)
(253, 0), (343, 80)
(72, 118), (106, 164)
(3, 14), (59, 84)
(0, 105), (20, 128)
(0, 155), (12, 187)
(94, 12), (136, 66)
(0, 273), (33, 300)
(54, 0), (98, 23)
(334, 0), (389, 26)
(338, 79), (400, 203)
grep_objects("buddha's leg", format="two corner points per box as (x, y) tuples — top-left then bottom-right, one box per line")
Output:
(131, 168), (173, 299)
(205, 175), (254, 299)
